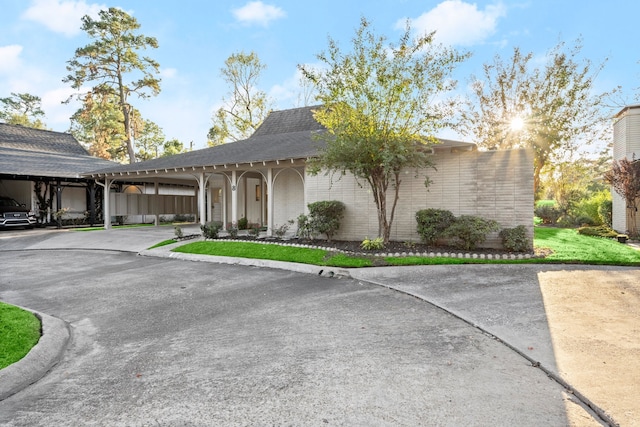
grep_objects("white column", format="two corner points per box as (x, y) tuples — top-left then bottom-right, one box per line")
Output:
(103, 178), (112, 230)
(222, 182), (228, 229)
(231, 170), (238, 227)
(207, 185), (213, 222)
(267, 167), (274, 236)
(154, 179), (159, 226)
(198, 172), (206, 226)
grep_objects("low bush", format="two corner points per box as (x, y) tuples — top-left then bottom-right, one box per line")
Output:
(444, 215), (499, 250)
(415, 208), (455, 245)
(598, 200), (613, 227)
(227, 226), (238, 238)
(296, 214), (313, 239)
(360, 237), (385, 250)
(534, 204), (561, 225)
(307, 200), (346, 242)
(499, 225), (530, 252)
(174, 226), (184, 239)
(237, 217), (248, 230)
(577, 225), (619, 238)
(201, 222), (221, 239)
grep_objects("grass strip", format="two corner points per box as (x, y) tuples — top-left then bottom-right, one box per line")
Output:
(0, 302), (41, 370)
(148, 239), (177, 249)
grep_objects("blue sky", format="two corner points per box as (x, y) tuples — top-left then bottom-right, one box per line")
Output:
(1, 0), (638, 151)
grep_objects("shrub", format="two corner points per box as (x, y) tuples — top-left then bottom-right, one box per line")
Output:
(598, 200), (612, 228)
(249, 226), (261, 237)
(296, 214), (313, 239)
(227, 226), (238, 238)
(444, 215), (499, 250)
(200, 222), (221, 239)
(534, 204), (561, 225)
(577, 225), (618, 238)
(415, 209), (455, 245)
(274, 220), (294, 238)
(360, 237), (385, 250)
(174, 226), (184, 239)
(499, 225), (530, 252)
(237, 217), (248, 230)
(173, 214), (195, 223)
(307, 201), (346, 242)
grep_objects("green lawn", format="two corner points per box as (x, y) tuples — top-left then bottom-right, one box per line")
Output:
(169, 227), (640, 268)
(0, 302), (41, 370)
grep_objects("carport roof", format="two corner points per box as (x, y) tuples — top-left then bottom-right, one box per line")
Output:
(0, 123), (117, 179)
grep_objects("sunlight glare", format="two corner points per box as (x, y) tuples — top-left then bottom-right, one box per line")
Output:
(510, 116), (525, 131)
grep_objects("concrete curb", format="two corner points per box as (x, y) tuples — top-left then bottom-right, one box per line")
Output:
(139, 246), (352, 279)
(0, 308), (70, 401)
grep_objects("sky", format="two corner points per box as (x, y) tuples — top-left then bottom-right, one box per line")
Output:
(1, 0), (639, 152)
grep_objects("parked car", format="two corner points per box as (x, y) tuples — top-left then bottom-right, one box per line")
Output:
(0, 196), (37, 229)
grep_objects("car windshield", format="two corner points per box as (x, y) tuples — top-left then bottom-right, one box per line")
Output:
(0, 198), (21, 207)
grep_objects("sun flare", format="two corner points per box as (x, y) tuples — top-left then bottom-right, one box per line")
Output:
(510, 116), (525, 131)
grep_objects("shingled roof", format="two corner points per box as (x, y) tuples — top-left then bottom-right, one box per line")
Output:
(84, 105), (476, 177)
(0, 123), (117, 179)
(86, 105), (328, 175)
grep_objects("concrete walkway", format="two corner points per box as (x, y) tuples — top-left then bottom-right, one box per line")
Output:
(1, 226), (638, 425)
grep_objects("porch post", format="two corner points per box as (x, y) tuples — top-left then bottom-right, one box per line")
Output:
(198, 172), (206, 226)
(231, 170), (238, 227)
(103, 178), (112, 229)
(88, 181), (97, 226)
(154, 180), (159, 226)
(267, 167), (274, 236)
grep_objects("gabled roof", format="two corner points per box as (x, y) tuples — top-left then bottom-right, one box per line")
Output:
(0, 123), (117, 179)
(251, 105), (325, 137)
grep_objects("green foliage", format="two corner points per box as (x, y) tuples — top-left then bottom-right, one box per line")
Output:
(64, 7), (161, 164)
(444, 215), (500, 250)
(598, 199), (613, 228)
(577, 225), (618, 238)
(0, 92), (46, 129)
(360, 237), (385, 250)
(0, 302), (41, 370)
(499, 225), (530, 252)
(227, 226), (238, 238)
(200, 222), (221, 239)
(135, 119), (165, 161)
(148, 239), (177, 249)
(174, 226), (183, 239)
(208, 51), (271, 146)
(415, 209), (456, 244)
(534, 204), (562, 225)
(296, 213), (313, 239)
(572, 190), (610, 226)
(161, 138), (187, 157)
(237, 217), (248, 230)
(461, 41), (615, 194)
(307, 200), (346, 242)
(300, 17), (468, 242)
(249, 227), (261, 237)
(274, 220), (294, 238)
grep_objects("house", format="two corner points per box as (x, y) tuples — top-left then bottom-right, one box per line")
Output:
(85, 106), (534, 248)
(0, 123), (116, 224)
(612, 105), (640, 235)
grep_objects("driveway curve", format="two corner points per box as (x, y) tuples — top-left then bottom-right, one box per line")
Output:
(0, 227), (633, 425)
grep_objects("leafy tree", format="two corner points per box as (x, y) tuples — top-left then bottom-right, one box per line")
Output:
(0, 92), (46, 128)
(604, 157), (640, 236)
(135, 119), (165, 161)
(64, 7), (161, 164)
(208, 51), (271, 146)
(70, 91), (127, 161)
(460, 41), (614, 196)
(161, 138), (187, 157)
(299, 17), (468, 243)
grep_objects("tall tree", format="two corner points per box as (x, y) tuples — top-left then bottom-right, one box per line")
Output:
(161, 138), (187, 157)
(460, 41), (613, 196)
(208, 51), (271, 146)
(604, 157), (640, 237)
(0, 92), (46, 128)
(135, 119), (165, 161)
(70, 91), (127, 161)
(64, 7), (161, 164)
(300, 17), (468, 243)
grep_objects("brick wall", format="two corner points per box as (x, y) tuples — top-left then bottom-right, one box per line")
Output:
(305, 148), (534, 248)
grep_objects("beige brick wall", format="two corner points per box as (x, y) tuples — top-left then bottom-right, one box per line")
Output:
(305, 148), (534, 248)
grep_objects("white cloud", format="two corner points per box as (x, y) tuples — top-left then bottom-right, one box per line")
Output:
(399, 0), (506, 46)
(160, 68), (177, 79)
(0, 45), (23, 74)
(22, 0), (105, 37)
(232, 1), (286, 27)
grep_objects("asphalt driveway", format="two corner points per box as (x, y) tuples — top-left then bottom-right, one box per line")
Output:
(0, 227), (636, 425)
